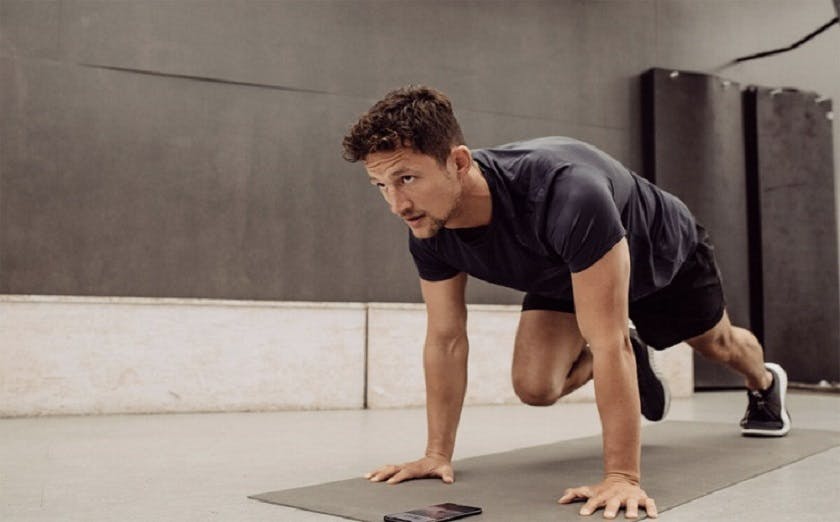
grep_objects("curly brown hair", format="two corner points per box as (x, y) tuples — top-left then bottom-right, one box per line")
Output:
(342, 85), (466, 166)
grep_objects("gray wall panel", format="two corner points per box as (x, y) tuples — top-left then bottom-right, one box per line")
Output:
(642, 68), (748, 387)
(61, 0), (584, 122)
(59, 0), (658, 136)
(1, 0), (838, 310)
(1, 0), (656, 304)
(750, 88), (839, 382)
(575, 0), (656, 133)
(0, 0), (62, 60)
(0, 56), (403, 301)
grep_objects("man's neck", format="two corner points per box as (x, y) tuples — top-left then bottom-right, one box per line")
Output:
(446, 164), (492, 229)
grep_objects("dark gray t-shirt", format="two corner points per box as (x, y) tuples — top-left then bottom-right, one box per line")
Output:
(408, 137), (698, 302)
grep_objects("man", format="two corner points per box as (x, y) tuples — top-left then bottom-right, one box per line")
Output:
(341, 86), (790, 519)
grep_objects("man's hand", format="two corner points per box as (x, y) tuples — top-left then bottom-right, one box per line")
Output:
(558, 475), (658, 519)
(364, 455), (454, 485)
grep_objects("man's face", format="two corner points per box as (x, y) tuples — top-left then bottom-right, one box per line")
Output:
(364, 147), (462, 239)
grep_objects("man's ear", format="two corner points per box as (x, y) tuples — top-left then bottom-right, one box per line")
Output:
(451, 145), (472, 177)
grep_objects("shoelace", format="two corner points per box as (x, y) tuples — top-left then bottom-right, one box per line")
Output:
(748, 390), (778, 420)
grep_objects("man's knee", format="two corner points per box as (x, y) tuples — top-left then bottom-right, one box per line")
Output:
(512, 375), (560, 406)
(688, 327), (735, 364)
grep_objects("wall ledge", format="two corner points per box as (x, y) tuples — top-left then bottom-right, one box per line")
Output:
(1, 295), (693, 417)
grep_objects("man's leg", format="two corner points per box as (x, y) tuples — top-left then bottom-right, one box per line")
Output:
(684, 309), (771, 390)
(685, 309), (791, 436)
(627, 222), (791, 435)
(511, 310), (592, 406)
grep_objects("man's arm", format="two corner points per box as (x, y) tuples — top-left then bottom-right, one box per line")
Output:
(558, 238), (657, 519)
(365, 272), (468, 484)
(422, 272), (469, 463)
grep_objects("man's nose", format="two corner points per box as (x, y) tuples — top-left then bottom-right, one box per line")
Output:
(388, 189), (411, 216)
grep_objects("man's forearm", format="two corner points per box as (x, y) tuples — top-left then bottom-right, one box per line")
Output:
(591, 338), (641, 482)
(423, 333), (469, 461)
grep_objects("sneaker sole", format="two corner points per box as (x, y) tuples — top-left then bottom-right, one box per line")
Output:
(741, 362), (791, 437)
(645, 345), (671, 421)
(631, 331), (671, 422)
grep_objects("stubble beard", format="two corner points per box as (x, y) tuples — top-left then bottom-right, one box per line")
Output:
(412, 191), (463, 239)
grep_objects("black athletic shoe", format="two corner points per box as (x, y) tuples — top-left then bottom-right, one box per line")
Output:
(740, 362), (791, 437)
(630, 328), (670, 422)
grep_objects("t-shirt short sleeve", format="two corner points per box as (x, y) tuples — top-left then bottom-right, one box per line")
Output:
(408, 234), (461, 281)
(545, 166), (627, 273)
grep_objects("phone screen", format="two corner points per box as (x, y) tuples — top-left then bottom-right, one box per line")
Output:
(384, 502), (482, 522)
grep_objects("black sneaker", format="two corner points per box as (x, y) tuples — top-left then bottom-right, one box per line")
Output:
(630, 328), (670, 422)
(740, 363), (791, 437)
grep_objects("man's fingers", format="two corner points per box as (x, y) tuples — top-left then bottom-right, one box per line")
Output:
(368, 467), (393, 482)
(364, 467), (388, 480)
(625, 498), (639, 519)
(603, 497), (622, 519)
(386, 468), (413, 484)
(439, 465), (455, 484)
(644, 497), (658, 518)
(386, 462), (453, 484)
(365, 457), (456, 486)
(560, 481), (655, 519)
(579, 496), (602, 516)
(558, 486), (591, 504)
(368, 464), (400, 482)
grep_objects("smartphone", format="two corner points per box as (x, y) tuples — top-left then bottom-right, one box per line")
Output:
(383, 502), (482, 522)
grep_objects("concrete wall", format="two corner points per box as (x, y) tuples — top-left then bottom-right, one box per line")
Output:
(0, 1), (836, 412)
(2, 0), (837, 304)
(0, 296), (693, 417)
(0, 296), (367, 415)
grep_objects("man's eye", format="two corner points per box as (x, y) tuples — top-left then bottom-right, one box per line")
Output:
(401, 176), (415, 184)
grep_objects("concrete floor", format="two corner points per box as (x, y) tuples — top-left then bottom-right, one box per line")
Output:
(1, 391), (838, 521)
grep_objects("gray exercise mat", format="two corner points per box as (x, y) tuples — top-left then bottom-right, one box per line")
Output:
(249, 421), (840, 521)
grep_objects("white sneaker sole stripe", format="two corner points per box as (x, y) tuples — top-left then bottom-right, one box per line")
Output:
(647, 346), (671, 420)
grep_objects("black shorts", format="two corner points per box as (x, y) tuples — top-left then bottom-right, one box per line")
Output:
(521, 224), (726, 350)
